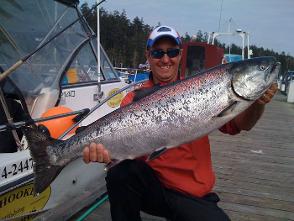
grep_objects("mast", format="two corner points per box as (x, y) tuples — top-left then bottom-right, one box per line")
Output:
(208, 26), (251, 60)
(97, 0), (102, 98)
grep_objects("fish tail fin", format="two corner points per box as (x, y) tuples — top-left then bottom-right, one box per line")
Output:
(23, 126), (64, 194)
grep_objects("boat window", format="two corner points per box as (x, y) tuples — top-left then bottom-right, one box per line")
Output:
(61, 43), (105, 85)
(100, 46), (118, 81)
(0, 0), (119, 115)
(94, 41), (119, 81)
(0, 0), (91, 113)
(185, 46), (205, 77)
(61, 43), (119, 85)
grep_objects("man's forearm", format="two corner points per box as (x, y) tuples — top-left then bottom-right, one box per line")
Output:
(234, 101), (265, 131)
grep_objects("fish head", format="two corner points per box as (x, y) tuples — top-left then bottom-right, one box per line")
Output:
(230, 56), (281, 100)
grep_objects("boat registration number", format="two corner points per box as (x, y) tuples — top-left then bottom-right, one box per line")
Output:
(1, 158), (33, 181)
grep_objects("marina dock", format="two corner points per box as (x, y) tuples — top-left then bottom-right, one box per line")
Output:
(72, 92), (294, 221)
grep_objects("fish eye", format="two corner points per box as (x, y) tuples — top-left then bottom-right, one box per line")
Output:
(259, 64), (267, 71)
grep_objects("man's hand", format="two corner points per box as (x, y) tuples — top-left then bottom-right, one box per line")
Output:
(83, 143), (111, 164)
(233, 83), (278, 131)
(256, 83), (278, 105)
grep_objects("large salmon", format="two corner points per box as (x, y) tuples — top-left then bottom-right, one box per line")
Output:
(24, 56), (280, 194)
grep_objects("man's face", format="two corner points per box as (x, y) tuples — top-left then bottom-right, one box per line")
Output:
(146, 38), (181, 84)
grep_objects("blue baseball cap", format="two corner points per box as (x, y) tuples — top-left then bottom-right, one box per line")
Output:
(146, 25), (182, 49)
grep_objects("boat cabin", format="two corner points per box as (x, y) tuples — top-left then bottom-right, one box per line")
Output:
(180, 41), (224, 79)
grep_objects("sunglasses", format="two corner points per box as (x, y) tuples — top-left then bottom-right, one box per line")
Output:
(150, 48), (181, 59)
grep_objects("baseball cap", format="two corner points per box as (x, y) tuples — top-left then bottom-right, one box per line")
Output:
(146, 25), (182, 49)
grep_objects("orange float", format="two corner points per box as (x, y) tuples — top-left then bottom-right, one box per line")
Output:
(39, 106), (77, 139)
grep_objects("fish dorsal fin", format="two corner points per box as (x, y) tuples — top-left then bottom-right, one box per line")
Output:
(133, 84), (161, 102)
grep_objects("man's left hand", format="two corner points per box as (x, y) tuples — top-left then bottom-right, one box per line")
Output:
(256, 83), (278, 105)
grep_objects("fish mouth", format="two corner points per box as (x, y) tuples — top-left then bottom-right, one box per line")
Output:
(264, 61), (280, 84)
(257, 61), (280, 83)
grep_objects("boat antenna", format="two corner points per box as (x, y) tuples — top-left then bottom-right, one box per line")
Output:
(228, 17), (232, 55)
(96, 0), (104, 100)
(218, 0), (224, 32)
(0, 0), (107, 83)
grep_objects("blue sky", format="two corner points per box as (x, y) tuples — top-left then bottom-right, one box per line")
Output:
(83, 0), (294, 56)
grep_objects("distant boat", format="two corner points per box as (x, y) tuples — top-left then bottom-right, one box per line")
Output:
(114, 67), (150, 83)
(128, 71), (150, 83)
(223, 54), (243, 63)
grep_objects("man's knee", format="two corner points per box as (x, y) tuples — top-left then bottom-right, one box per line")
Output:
(215, 208), (231, 221)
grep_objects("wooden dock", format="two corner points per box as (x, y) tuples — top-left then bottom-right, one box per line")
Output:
(72, 92), (294, 221)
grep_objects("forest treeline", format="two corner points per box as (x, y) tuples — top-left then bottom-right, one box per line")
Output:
(81, 3), (294, 75)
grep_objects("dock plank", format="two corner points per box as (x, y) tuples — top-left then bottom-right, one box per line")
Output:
(211, 92), (294, 220)
(78, 92), (294, 221)
(220, 202), (294, 220)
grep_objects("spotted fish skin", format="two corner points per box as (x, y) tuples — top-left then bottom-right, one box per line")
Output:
(24, 56), (280, 194)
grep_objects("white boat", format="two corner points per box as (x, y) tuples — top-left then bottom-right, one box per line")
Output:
(0, 0), (131, 220)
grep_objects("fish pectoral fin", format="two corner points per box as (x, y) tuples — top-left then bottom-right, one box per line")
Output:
(216, 101), (239, 117)
(147, 147), (168, 161)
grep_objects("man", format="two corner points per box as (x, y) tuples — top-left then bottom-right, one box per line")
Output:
(83, 26), (278, 221)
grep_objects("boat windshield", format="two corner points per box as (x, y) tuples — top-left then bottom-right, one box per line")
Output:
(0, 0), (118, 114)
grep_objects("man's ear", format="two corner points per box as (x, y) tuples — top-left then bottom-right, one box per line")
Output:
(145, 50), (150, 61)
(179, 49), (183, 61)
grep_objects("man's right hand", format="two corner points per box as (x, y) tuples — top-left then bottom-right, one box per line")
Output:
(83, 143), (111, 164)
